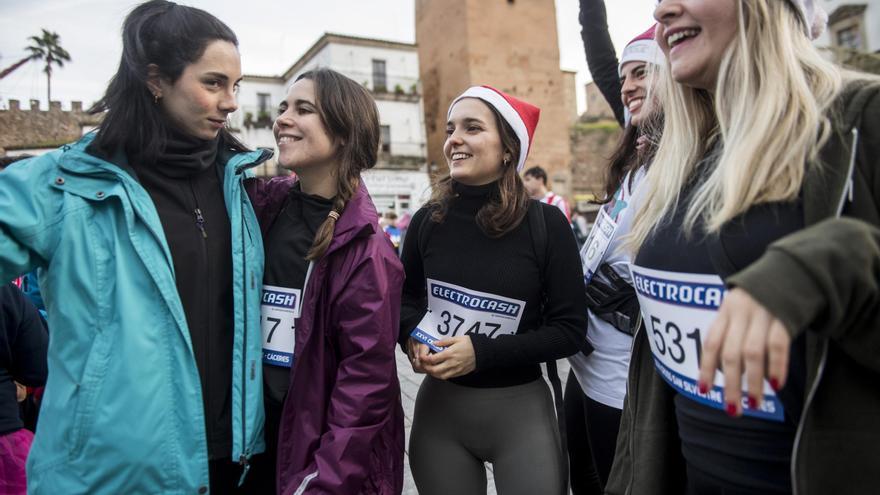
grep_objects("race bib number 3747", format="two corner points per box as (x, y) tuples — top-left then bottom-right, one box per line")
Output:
(629, 265), (785, 422)
(410, 279), (526, 352)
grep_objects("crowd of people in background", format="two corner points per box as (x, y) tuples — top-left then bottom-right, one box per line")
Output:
(0, 0), (878, 494)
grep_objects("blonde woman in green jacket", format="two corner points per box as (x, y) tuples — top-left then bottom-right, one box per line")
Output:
(0, 1), (268, 493)
(609, 0), (880, 493)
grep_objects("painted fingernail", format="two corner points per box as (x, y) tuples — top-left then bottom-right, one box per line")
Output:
(747, 396), (758, 410)
(726, 402), (737, 417)
(698, 381), (708, 394)
(770, 378), (780, 391)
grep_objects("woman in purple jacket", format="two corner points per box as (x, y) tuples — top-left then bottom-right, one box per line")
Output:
(246, 68), (405, 494)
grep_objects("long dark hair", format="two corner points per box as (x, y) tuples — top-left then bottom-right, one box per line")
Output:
(427, 101), (530, 238)
(88, 0), (247, 164)
(599, 111), (663, 203)
(297, 69), (381, 260)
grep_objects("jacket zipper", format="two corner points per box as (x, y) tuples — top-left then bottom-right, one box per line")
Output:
(194, 207), (208, 239)
(230, 149), (273, 480)
(790, 127), (858, 495)
(187, 180), (214, 458)
(626, 320), (642, 495)
(238, 174), (253, 482)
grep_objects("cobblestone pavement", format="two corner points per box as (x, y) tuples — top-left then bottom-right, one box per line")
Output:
(396, 351), (571, 495)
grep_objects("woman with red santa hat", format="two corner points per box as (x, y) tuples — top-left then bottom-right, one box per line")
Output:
(399, 86), (589, 495)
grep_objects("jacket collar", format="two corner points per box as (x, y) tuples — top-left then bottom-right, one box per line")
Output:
(803, 79), (876, 225)
(56, 132), (272, 180)
(325, 180), (378, 257)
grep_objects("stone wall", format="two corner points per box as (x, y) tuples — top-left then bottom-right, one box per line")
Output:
(569, 120), (622, 207)
(416, 0), (576, 194)
(0, 100), (102, 154)
(584, 81), (616, 121)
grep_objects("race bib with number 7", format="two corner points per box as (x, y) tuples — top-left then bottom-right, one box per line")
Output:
(261, 285), (301, 368)
(629, 264), (785, 422)
(410, 279), (526, 352)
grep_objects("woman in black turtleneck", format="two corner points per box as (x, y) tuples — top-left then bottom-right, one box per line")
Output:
(399, 86), (588, 495)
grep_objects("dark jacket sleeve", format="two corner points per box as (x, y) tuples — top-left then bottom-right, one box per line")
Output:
(398, 208), (430, 347)
(580, 0), (625, 127)
(304, 242), (404, 494)
(3, 284), (48, 387)
(727, 86), (880, 374)
(470, 205), (589, 370)
(727, 218), (880, 373)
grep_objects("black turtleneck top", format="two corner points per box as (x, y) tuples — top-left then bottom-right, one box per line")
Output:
(399, 181), (588, 388)
(128, 132), (235, 460)
(262, 183), (334, 405)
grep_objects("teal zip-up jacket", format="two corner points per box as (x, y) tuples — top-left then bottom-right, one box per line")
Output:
(0, 133), (268, 494)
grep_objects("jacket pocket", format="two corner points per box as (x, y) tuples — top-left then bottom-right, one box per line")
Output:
(68, 213), (114, 459)
(69, 326), (113, 458)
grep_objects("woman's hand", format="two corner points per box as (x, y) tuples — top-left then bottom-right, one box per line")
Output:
(15, 381), (26, 403)
(698, 288), (791, 416)
(421, 336), (476, 380)
(407, 338), (430, 374)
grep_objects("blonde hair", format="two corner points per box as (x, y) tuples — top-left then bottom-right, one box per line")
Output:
(628, 0), (842, 250)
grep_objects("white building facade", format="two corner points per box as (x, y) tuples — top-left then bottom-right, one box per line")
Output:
(230, 33), (431, 215)
(814, 2), (880, 54)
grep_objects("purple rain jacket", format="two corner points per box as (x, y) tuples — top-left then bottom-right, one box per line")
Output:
(247, 176), (405, 495)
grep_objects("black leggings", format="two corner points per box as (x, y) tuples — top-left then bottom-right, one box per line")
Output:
(410, 376), (565, 495)
(564, 370), (623, 494)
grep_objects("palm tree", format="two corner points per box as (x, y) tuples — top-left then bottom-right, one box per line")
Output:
(24, 29), (71, 103)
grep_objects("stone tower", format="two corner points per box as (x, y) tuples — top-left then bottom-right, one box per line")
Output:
(416, 0), (575, 194)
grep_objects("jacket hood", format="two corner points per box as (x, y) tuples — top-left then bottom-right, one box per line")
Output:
(325, 180), (379, 256)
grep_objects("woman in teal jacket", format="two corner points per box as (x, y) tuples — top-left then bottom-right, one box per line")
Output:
(0, 1), (266, 493)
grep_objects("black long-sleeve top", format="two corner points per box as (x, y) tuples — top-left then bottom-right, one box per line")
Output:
(0, 283), (47, 435)
(126, 134), (235, 461)
(399, 181), (589, 388)
(580, 0), (626, 127)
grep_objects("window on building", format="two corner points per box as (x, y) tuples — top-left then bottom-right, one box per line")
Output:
(380, 125), (391, 153)
(373, 59), (387, 92)
(828, 5), (867, 53)
(257, 93), (271, 116)
(836, 25), (863, 50)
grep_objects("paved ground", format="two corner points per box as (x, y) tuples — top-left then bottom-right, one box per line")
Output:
(396, 351), (571, 495)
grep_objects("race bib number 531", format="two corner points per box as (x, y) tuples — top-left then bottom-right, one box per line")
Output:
(410, 279), (526, 352)
(630, 265), (785, 422)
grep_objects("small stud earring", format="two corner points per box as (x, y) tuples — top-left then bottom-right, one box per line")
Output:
(153, 93), (159, 104)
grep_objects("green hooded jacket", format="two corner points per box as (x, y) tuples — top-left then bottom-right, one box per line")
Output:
(607, 79), (880, 495)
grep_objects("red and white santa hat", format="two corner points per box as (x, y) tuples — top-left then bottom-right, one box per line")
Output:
(786, 0), (827, 40)
(448, 86), (541, 172)
(619, 24), (664, 76)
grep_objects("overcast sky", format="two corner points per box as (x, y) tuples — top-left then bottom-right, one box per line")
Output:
(0, 0), (655, 113)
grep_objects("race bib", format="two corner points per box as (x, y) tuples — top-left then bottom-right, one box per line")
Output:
(410, 279), (526, 352)
(629, 265), (784, 422)
(581, 207), (617, 284)
(261, 285), (301, 368)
